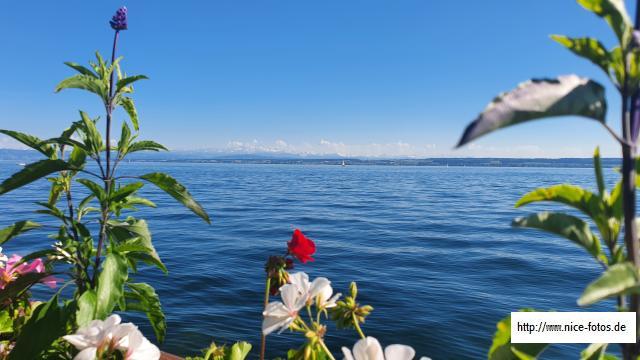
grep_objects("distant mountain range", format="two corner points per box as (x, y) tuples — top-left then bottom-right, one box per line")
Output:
(0, 148), (622, 168)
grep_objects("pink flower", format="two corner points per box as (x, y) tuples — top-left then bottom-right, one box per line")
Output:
(0, 254), (57, 290)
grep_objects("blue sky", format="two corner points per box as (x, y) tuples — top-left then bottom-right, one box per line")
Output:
(0, 1), (635, 157)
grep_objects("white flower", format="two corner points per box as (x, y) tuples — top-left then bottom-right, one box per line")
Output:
(288, 271), (333, 304)
(316, 283), (341, 309)
(342, 337), (429, 360)
(262, 283), (306, 335)
(63, 314), (160, 360)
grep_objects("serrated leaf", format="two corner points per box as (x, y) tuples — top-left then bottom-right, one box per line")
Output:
(55, 74), (107, 102)
(140, 172), (210, 223)
(456, 75), (606, 147)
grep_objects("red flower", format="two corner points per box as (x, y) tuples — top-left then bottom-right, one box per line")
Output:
(287, 229), (316, 263)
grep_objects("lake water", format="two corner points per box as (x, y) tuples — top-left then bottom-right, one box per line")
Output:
(0, 161), (619, 359)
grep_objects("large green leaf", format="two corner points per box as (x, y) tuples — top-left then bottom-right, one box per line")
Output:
(55, 74), (108, 102)
(75, 290), (97, 327)
(95, 253), (128, 319)
(456, 75), (606, 147)
(0, 220), (41, 245)
(489, 310), (548, 360)
(551, 36), (612, 79)
(579, 262), (640, 306)
(9, 296), (68, 360)
(577, 0), (632, 45)
(140, 172), (211, 223)
(513, 212), (604, 262)
(0, 159), (76, 195)
(125, 282), (166, 343)
(77, 178), (107, 202)
(0, 130), (56, 158)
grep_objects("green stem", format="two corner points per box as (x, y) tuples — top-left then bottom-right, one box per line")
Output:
(352, 314), (366, 340)
(306, 304), (314, 325)
(260, 276), (271, 360)
(318, 339), (336, 360)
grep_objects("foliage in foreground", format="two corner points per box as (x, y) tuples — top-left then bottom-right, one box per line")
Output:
(457, 0), (640, 359)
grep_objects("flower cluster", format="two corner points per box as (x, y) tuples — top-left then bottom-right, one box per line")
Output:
(109, 6), (128, 31)
(63, 314), (160, 360)
(0, 248), (57, 290)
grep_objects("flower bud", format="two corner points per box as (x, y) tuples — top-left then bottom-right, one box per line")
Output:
(350, 282), (358, 298)
(109, 7), (128, 31)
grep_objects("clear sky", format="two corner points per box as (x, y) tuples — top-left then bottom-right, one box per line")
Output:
(0, 1), (635, 158)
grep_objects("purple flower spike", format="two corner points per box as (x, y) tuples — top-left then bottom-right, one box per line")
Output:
(109, 6), (128, 31)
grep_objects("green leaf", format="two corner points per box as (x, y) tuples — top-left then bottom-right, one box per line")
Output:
(0, 130), (56, 158)
(68, 145), (87, 169)
(513, 212), (604, 262)
(79, 111), (104, 156)
(95, 253), (128, 319)
(581, 343), (608, 360)
(0, 159), (76, 195)
(551, 36), (612, 79)
(9, 296), (68, 360)
(116, 74), (148, 94)
(579, 262), (640, 306)
(456, 75), (606, 147)
(577, 0), (632, 45)
(108, 218), (167, 273)
(593, 147), (606, 197)
(140, 172), (211, 223)
(63, 62), (98, 78)
(110, 182), (144, 203)
(228, 342), (252, 360)
(55, 74), (107, 102)
(0, 220), (41, 245)
(118, 122), (132, 157)
(75, 290), (97, 327)
(125, 282), (166, 343)
(0, 311), (12, 334)
(119, 96), (139, 131)
(489, 310), (548, 360)
(127, 140), (168, 154)
(77, 178), (106, 202)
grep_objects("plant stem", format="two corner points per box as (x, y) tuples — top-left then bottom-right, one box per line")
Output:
(260, 276), (271, 360)
(352, 314), (366, 340)
(93, 30), (120, 287)
(318, 339), (336, 360)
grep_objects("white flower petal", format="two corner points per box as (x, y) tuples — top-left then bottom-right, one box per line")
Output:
(73, 347), (98, 360)
(288, 272), (310, 293)
(342, 347), (356, 360)
(103, 314), (122, 329)
(384, 345), (415, 360)
(262, 313), (292, 336)
(280, 284), (304, 311)
(63, 334), (93, 349)
(263, 302), (289, 317)
(128, 337), (161, 360)
(353, 337), (384, 360)
(309, 277), (331, 299)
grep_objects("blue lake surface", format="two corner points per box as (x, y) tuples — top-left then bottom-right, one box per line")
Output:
(0, 161), (620, 359)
